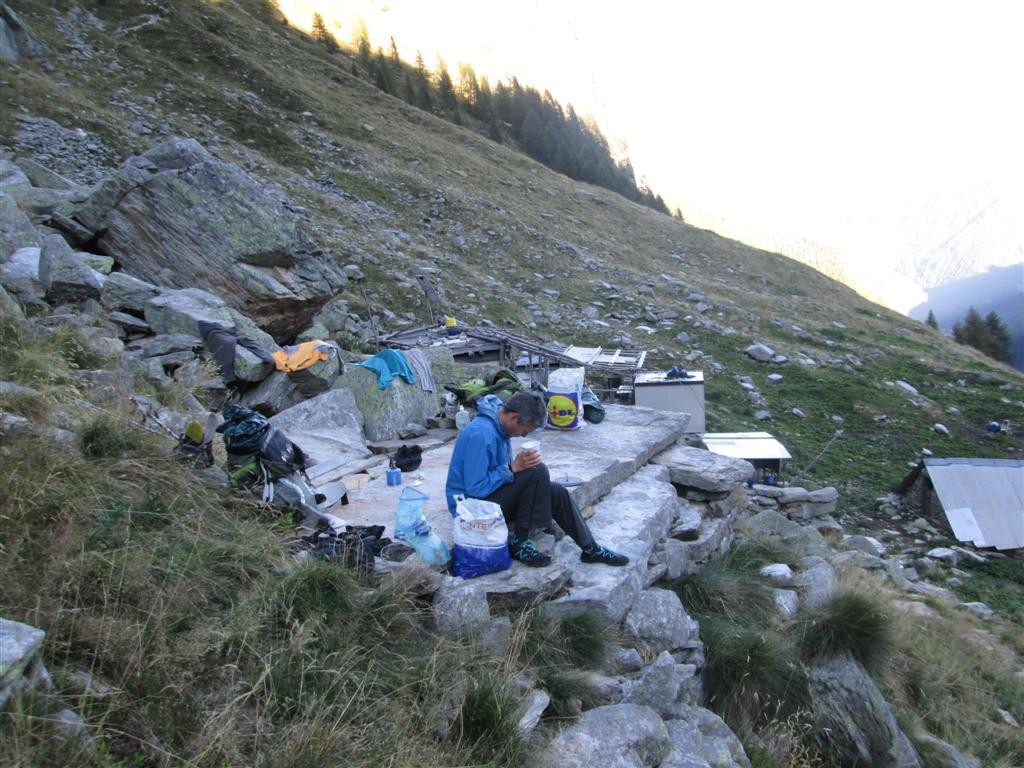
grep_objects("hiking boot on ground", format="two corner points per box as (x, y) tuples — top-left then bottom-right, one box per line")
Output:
(510, 536), (551, 567)
(581, 544), (629, 566)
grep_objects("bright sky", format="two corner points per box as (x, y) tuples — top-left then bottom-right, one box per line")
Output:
(279, 1), (1024, 311)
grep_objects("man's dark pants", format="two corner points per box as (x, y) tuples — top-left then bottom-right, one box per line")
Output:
(484, 462), (595, 549)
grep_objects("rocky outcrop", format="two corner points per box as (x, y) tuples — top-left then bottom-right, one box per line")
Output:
(340, 345), (463, 442)
(807, 655), (923, 768)
(39, 233), (105, 303)
(71, 138), (348, 340)
(652, 445), (754, 493)
(0, 4), (51, 61)
(538, 703), (670, 767)
(0, 184), (42, 259)
(661, 705), (751, 768)
(269, 388), (370, 469)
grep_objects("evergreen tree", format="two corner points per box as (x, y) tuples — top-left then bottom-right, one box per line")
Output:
(505, 78), (527, 132)
(389, 36), (400, 65)
(413, 51), (432, 111)
(403, 72), (417, 104)
(374, 47), (392, 93)
(493, 81), (511, 125)
(457, 63), (480, 111)
(435, 58), (457, 113)
(953, 306), (986, 346)
(354, 20), (371, 70)
(414, 50), (429, 79)
(985, 311), (1013, 363)
(476, 75), (495, 123)
(486, 115), (503, 142)
(926, 310), (939, 329)
(953, 306), (1013, 363)
(520, 107), (546, 161)
(310, 12), (338, 52)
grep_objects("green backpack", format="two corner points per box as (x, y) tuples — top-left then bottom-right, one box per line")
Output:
(447, 369), (523, 405)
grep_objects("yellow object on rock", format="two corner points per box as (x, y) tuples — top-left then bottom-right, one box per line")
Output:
(273, 340), (334, 372)
(184, 420), (205, 444)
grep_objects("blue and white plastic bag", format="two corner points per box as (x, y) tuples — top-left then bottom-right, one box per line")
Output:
(452, 495), (512, 578)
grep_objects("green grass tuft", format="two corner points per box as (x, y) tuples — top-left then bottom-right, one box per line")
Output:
(513, 607), (614, 719)
(793, 590), (894, 672)
(671, 559), (777, 625)
(700, 617), (810, 729)
(78, 414), (151, 459)
(456, 673), (524, 761)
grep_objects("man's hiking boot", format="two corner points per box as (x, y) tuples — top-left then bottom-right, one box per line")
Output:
(581, 544), (629, 566)
(510, 536), (551, 567)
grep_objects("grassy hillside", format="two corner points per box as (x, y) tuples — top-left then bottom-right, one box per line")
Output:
(2, 1), (1021, 510)
(3, 3), (1024, 766)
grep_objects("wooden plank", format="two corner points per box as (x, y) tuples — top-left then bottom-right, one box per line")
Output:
(310, 455), (388, 486)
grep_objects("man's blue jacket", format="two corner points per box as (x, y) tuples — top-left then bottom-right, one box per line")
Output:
(445, 395), (514, 514)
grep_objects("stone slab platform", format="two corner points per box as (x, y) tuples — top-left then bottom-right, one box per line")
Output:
(332, 405), (690, 548)
(551, 464), (680, 622)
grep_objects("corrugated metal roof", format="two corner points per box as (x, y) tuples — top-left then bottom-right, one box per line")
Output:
(383, 325), (647, 375)
(923, 458), (1024, 550)
(703, 432), (793, 461)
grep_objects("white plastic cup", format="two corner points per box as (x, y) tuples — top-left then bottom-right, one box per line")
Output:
(519, 439), (540, 458)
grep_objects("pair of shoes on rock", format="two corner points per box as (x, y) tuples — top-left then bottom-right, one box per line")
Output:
(581, 543), (629, 566)
(510, 535), (551, 568)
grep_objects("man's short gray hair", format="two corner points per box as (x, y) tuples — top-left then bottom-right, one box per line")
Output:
(502, 391), (547, 428)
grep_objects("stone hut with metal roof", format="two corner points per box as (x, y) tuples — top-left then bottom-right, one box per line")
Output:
(897, 458), (1024, 551)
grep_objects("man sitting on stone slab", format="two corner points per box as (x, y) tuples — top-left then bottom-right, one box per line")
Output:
(445, 391), (628, 568)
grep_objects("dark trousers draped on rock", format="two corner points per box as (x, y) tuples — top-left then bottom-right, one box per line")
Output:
(484, 462), (595, 549)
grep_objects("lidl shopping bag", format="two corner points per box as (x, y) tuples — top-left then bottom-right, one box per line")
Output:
(452, 496), (512, 578)
(546, 367), (585, 430)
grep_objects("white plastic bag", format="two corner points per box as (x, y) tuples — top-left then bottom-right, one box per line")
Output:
(452, 495), (512, 578)
(546, 366), (585, 430)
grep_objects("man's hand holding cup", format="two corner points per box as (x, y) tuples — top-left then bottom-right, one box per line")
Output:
(512, 439), (541, 472)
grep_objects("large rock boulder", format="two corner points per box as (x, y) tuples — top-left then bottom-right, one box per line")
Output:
(914, 734), (980, 768)
(0, 4), (51, 61)
(268, 388), (369, 469)
(241, 342), (344, 414)
(71, 138), (347, 339)
(0, 284), (24, 320)
(1, 188), (41, 259)
(652, 444), (754, 493)
(738, 510), (830, 557)
(143, 287), (276, 351)
(661, 705), (751, 768)
(622, 651), (699, 716)
(339, 346), (464, 442)
(622, 588), (701, 655)
(38, 234), (104, 303)
(808, 655), (923, 768)
(100, 271), (162, 313)
(538, 703), (671, 768)
(0, 246), (43, 304)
